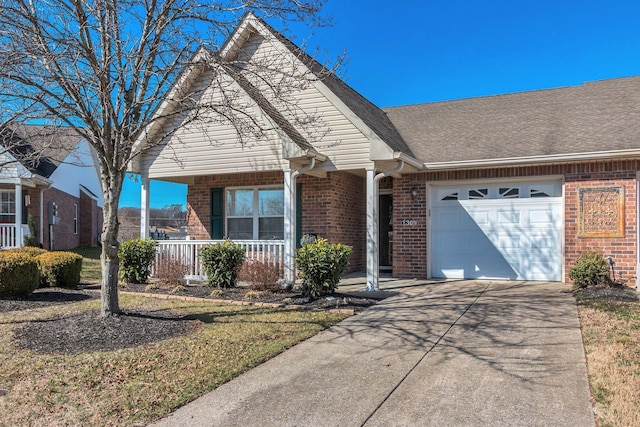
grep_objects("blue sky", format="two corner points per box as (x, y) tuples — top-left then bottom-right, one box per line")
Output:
(120, 0), (640, 208)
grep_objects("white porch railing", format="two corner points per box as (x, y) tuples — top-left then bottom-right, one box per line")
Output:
(151, 239), (285, 280)
(0, 225), (17, 249)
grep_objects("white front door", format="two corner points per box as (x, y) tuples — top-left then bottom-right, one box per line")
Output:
(430, 181), (563, 281)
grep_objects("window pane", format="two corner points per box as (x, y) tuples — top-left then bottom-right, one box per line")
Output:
(259, 217), (284, 240)
(258, 188), (284, 216)
(227, 218), (253, 240)
(226, 189), (253, 216)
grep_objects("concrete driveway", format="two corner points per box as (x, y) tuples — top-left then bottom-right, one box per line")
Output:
(151, 279), (595, 426)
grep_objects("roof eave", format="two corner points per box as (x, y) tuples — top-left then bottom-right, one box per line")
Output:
(424, 149), (640, 170)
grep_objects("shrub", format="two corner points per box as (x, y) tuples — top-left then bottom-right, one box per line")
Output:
(23, 215), (40, 247)
(239, 259), (283, 292)
(295, 238), (352, 298)
(0, 252), (40, 297)
(155, 254), (188, 288)
(36, 251), (83, 289)
(568, 250), (611, 288)
(119, 238), (158, 284)
(7, 246), (48, 257)
(300, 234), (317, 247)
(198, 240), (245, 288)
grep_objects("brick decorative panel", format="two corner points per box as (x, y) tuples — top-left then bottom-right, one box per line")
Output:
(578, 186), (624, 237)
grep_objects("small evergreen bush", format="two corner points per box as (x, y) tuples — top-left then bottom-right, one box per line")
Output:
(568, 250), (611, 288)
(23, 215), (40, 247)
(36, 251), (83, 289)
(198, 240), (245, 288)
(0, 252), (40, 297)
(295, 238), (352, 298)
(119, 238), (158, 284)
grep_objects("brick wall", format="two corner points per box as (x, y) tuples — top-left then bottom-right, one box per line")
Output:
(299, 172), (366, 272)
(187, 170), (366, 273)
(393, 161), (638, 285)
(42, 187), (80, 250)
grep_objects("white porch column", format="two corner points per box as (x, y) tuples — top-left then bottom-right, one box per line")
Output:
(283, 168), (296, 287)
(14, 182), (22, 247)
(140, 177), (150, 239)
(366, 169), (379, 291)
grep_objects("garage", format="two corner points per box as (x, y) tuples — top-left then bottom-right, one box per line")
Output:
(430, 181), (563, 281)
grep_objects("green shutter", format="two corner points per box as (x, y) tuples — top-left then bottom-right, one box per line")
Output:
(210, 188), (223, 239)
(296, 182), (302, 248)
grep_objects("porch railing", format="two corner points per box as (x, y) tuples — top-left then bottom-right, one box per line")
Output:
(0, 225), (17, 249)
(151, 239), (285, 280)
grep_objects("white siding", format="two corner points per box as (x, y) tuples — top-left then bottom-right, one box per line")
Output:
(49, 140), (104, 208)
(240, 33), (373, 172)
(143, 69), (290, 179)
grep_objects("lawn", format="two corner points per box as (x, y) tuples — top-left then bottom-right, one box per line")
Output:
(0, 294), (347, 426)
(70, 246), (102, 283)
(576, 290), (640, 427)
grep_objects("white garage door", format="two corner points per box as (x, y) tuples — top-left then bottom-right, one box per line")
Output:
(430, 181), (563, 281)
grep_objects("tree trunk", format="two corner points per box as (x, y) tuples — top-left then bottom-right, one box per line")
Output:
(100, 173), (123, 317)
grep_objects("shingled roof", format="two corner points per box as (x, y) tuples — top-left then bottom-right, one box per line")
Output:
(384, 76), (640, 165)
(0, 124), (83, 178)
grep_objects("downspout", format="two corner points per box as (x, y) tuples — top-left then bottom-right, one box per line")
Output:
(39, 188), (44, 246)
(284, 157), (317, 288)
(367, 160), (405, 291)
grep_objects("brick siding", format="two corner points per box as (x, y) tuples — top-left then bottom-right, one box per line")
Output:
(393, 161), (638, 286)
(187, 170), (366, 273)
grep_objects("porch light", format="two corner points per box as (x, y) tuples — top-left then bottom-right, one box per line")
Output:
(24, 195), (31, 207)
(411, 185), (418, 202)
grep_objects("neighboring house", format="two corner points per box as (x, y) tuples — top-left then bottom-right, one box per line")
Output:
(0, 125), (103, 250)
(132, 13), (640, 289)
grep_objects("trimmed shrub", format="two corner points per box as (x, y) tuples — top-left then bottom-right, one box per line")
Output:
(239, 259), (283, 292)
(7, 246), (48, 257)
(568, 250), (611, 288)
(198, 240), (245, 288)
(119, 238), (158, 284)
(295, 238), (352, 298)
(36, 251), (83, 289)
(0, 252), (40, 297)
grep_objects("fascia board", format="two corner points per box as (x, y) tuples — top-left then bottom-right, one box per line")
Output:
(424, 149), (640, 170)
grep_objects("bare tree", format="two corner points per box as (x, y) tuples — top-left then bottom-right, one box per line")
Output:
(0, 0), (331, 316)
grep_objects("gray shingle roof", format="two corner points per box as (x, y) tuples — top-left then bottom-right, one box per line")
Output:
(1, 124), (82, 178)
(384, 76), (640, 165)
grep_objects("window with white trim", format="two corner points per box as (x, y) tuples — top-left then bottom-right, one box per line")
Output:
(0, 190), (16, 223)
(226, 187), (284, 240)
(73, 203), (78, 234)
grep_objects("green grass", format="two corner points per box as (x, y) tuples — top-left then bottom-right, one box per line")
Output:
(69, 246), (102, 283)
(0, 294), (347, 426)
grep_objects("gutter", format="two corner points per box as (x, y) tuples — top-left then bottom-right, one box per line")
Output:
(423, 149), (640, 170)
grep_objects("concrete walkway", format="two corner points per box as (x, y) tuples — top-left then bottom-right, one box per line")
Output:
(151, 279), (595, 427)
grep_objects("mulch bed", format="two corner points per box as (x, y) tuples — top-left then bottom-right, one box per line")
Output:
(2, 283), (385, 354)
(573, 283), (639, 302)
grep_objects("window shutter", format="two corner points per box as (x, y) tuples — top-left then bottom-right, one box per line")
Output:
(210, 188), (223, 239)
(296, 182), (302, 248)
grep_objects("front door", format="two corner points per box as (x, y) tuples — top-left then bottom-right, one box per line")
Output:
(379, 194), (393, 271)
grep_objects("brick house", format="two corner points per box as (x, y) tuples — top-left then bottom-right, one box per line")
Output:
(0, 125), (103, 250)
(133, 13), (639, 289)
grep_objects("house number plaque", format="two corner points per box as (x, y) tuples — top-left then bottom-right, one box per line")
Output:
(578, 186), (624, 237)
(402, 219), (417, 226)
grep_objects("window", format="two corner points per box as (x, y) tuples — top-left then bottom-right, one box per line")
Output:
(0, 190), (15, 223)
(73, 203), (78, 234)
(499, 187), (520, 198)
(468, 188), (488, 199)
(226, 187), (284, 240)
